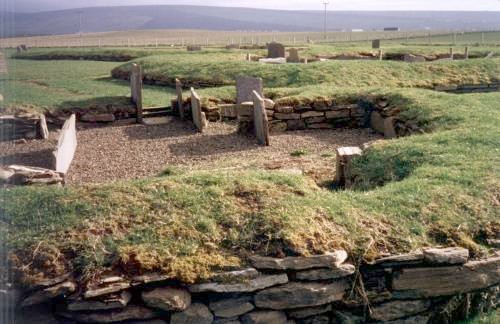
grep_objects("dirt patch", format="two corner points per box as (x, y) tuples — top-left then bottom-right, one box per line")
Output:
(1, 118), (382, 185)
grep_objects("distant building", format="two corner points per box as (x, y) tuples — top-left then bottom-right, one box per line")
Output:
(383, 27), (400, 31)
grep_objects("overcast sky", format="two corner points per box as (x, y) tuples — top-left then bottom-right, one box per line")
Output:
(7, 0), (500, 12)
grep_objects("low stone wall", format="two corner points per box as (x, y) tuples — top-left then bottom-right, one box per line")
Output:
(435, 83), (500, 93)
(237, 97), (422, 138)
(11, 247), (499, 323)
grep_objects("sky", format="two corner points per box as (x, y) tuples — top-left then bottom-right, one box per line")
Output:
(7, 0), (500, 12)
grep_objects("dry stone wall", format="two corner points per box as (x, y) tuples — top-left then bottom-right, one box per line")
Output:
(11, 248), (499, 323)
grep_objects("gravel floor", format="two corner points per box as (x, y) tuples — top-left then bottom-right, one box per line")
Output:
(1, 117), (382, 185)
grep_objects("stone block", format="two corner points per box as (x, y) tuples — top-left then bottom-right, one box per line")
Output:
(189, 274), (288, 293)
(236, 76), (263, 104)
(305, 117), (327, 124)
(287, 119), (306, 130)
(295, 264), (355, 281)
(254, 281), (348, 310)
(301, 111), (324, 118)
(241, 311), (287, 324)
(370, 111), (385, 134)
(275, 106), (294, 113)
(170, 303), (213, 324)
(423, 247), (469, 265)
(370, 300), (431, 321)
(67, 291), (132, 311)
(190, 88), (206, 132)
(21, 281), (76, 307)
(267, 42), (285, 58)
(142, 287), (191, 311)
(325, 110), (350, 119)
(52, 114), (77, 174)
(39, 114), (49, 139)
(209, 297), (254, 318)
(335, 147), (363, 189)
(275, 113), (300, 120)
(249, 251), (347, 271)
(58, 305), (158, 323)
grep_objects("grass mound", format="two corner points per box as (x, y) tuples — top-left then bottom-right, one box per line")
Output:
(2, 89), (499, 284)
(112, 55), (500, 89)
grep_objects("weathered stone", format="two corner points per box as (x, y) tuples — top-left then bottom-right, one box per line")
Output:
(67, 291), (132, 311)
(254, 281), (348, 310)
(288, 304), (332, 319)
(249, 251), (348, 271)
(370, 111), (385, 134)
(190, 88), (207, 132)
(295, 264), (355, 281)
(370, 300), (431, 321)
(404, 54), (426, 63)
(325, 110), (350, 119)
(21, 281), (76, 307)
(275, 106), (295, 113)
(236, 76), (263, 104)
(132, 273), (170, 285)
(268, 42), (285, 58)
(130, 63), (143, 122)
(241, 310), (287, 324)
(336, 147), (363, 188)
(59, 305), (157, 323)
(209, 297), (254, 318)
(301, 111), (324, 118)
(39, 114), (49, 139)
(384, 117), (397, 138)
(189, 273), (288, 293)
(275, 113), (300, 120)
(423, 247), (469, 265)
(305, 117), (326, 124)
(264, 99), (275, 110)
(52, 114), (77, 174)
(142, 287), (191, 311)
(269, 121), (288, 133)
(288, 48), (300, 63)
(253, 91), (270, 146)
(84, 282), (131, 299)
(80, 113), (116, 123)
(392, 257), (500, 297)
(259, 57), (287, 64)
(4, 165), (64, 186)
(0, 168), (15, 184)
(370, 252), (424, 267)
(170, 303), (213, 324)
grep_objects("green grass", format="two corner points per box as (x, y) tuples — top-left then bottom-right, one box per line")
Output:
(112, 54), (500, 89)
(2, 89), (499, 284)
(458, 310), (499, 324)
(0, 57), (175, 111)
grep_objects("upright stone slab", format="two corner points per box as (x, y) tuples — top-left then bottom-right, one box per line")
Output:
(372, 39), (381, 49)
(190, 88), (206, 132)
(130, 64), (143, 123)
(52, 114), (77, 175)
(252, 91), (270, 146)
(335, 147), (362, 189)
(175, 78), (185, 119)
(39, 114), (49, 140)
(267, 42), (285, 58)
(288, 48), (300, 63)
(464, 47), (469, 60)
(236, 76), (263, 104)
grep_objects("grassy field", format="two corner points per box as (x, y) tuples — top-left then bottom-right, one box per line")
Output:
(1, 43), (499, 288)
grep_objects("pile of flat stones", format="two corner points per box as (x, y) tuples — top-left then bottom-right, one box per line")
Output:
(0, 165), (64, 186)
(11, 247), (500, 323)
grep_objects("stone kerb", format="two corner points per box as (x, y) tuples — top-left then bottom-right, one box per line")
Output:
(52, 114), (77, 175)
(130, 63), (143, 123)
(252, 91), (270, 146)
(175, 78), (185, 119)
(190, 88), (207, 132)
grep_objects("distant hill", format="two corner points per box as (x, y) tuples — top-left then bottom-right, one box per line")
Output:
(1, 5), (500, 37)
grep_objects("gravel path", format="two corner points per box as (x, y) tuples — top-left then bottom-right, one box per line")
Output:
(1, 118), (382, 185)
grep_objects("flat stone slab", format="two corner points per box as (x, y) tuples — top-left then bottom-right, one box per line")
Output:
(189, 273), (288, 293)
(209, 296), (254, 318)
(371, 300), (431, 322)
(254, 281), (348, 310)
(67, 291), (131, 311)
(370, 252), (424, 268)
(170, 303), (213, 324)
(392, 256), (500, 297)
(142, 117), (171, 126)
(423, 247), (469, 265)
(236, 76), (263, 104)
(295, 264), (355, 281)
(241, 310), (287, 324)
(259, 58), (287, 64)
(21, 281), (76, 307)
(142, 287), (191, 311)
(52, 114), (77, 174)
(58, 305), (158, 323)
(249, 251), (348, 271)
(84, 282), (131, 299)
(288, 304), (332, 319)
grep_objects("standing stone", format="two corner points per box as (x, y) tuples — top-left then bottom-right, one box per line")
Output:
(170, 303), (213, 324)
(38, 114), (49, 140)
(372, 39), (381, 49)
(236, 76), (263, 104)
(335, 147), (363, 189)
(267, 42), (285, 58)
(141, 287), (191, 311)
(190, 88), (207, 132)
(464, 47), (469, 60)
(383, 117), (397, 139)
(449, 47), (454, 60)
(252, 91), (270, 146)
(52, 114), (77, 174)
(288, 48), (300, 63)
(130, 63), (143, 123)
(176, 78), (185, 119)
(370, 111), (385, 133)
